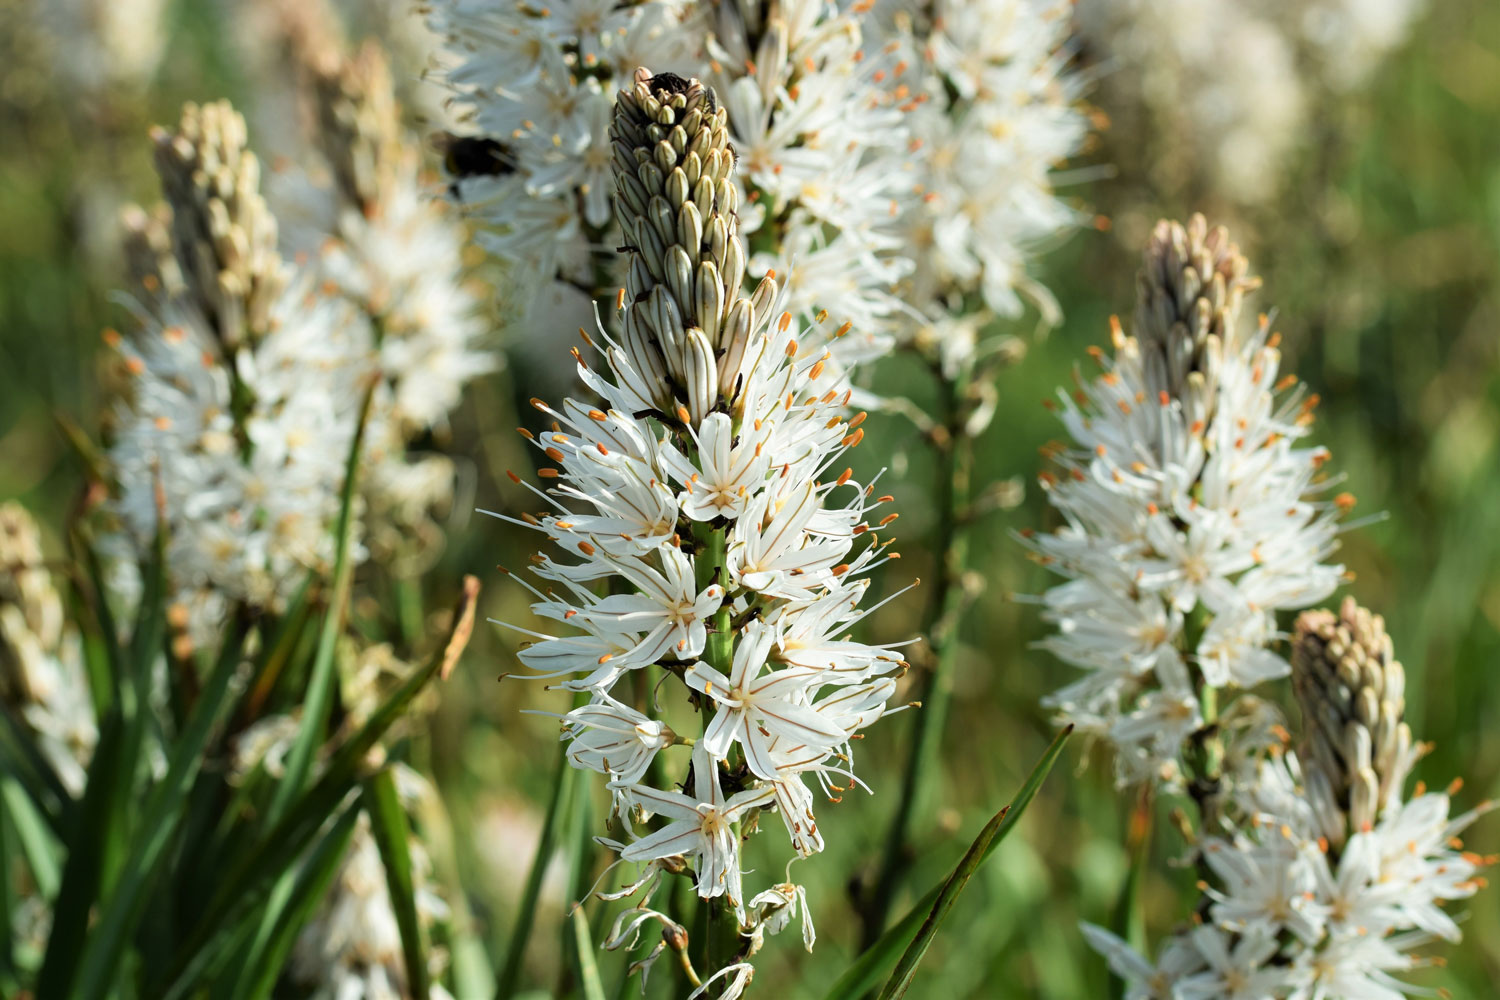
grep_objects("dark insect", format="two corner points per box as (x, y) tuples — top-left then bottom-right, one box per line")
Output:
(615, 244), (639, 254)
(431, 132), (515, 198)
(650, 71), (692, 95)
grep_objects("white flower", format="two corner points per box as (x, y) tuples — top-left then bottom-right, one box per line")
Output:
(687, 621), (851, 779)
(572, 548), (724, 664)
(661, 412), (771, 523)
(560, 695), (675, 787)
(1080, 923), (1205, 1000)
(615, 745), (775, 906)
(1177, 925), (1289, 1000)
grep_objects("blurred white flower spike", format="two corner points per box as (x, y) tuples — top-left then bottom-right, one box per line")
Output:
(107, 81), (492, 645)
(490, 69), (912, 989)
(429, 0), (1089, 375)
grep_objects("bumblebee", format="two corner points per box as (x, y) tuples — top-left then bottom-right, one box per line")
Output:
(432, 133), (515, 198)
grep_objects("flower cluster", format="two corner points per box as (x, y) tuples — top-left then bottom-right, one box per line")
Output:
(107, 100), (372, 642)
(0, 503), (96, 795)
(107, 87), (490, 642)
(302, 39), (494, 438)
(699, 0), (915, 366)
(495, 70), (909, 985)
(426, 0), (700, 295)
(1023, 215), (1347, 786)
(881, 0), (1088, 347)
(430, 0), (1088, 369)
(289, 32), (496, 573)
(1083, 599), (1492, 999)
(1075, 0), (1423, 204)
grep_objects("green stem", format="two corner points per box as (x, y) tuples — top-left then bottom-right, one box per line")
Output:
(692, 522), (735, 991)
(863, 363), (974, 949)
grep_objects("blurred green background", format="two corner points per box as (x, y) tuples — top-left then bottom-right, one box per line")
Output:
(2, 0), (1498, 995)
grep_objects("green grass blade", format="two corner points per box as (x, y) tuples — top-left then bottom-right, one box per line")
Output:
(236, 802), (362, 1000)
(161, 576), (479, 996)
(32, 702), (127, 998)
(0, 704), (71, 836)
(0, 775), (60, 898)
(560, 769), (596, 999)
(241, 572), (318, 723)
(570, 907), (607, 1000)
(364, 767), (430, 1000)
(265, 382), (375, 828)
(494, 744), (577, 1000)
(71, 617), (250, 1000)
(29, 515), (163, 998)
(822, 726), (1073, 1000)
(874, 804), (1012, 1000)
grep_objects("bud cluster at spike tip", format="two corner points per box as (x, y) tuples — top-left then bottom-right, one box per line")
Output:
(609, 68), (762, 420)
(1083, 599), (1493, 1000)
(488, 69), (913, 987)
(1291, 597), (1415, 849)
(1021, 213), (1348, 787)
(152, 100), (288, 349)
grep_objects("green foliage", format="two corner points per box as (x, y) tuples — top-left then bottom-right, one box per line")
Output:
(0, 472), (477, 997)
(3, 1), (1500, 997)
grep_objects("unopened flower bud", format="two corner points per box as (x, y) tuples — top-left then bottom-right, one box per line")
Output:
(1292, 597), (1413, 845)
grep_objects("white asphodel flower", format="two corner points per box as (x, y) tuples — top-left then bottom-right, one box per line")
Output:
(490, 71), (911, 990)
(1022, 216), (1348, 786)
(687, 622), (851, 780)
(559, 695), (675, 787)
(1081, 600), (1493, 999)
(572, 549), (724, 664)
(615, 745), (775, 907)
(661, 412), (772, 523)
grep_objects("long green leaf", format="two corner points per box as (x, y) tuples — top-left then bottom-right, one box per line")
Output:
(875, 804), (1012, 1000)
(71, 617), (250, 1000)
(364, 767), (429, 1000)
(0, 704), (71, 837)
(241, 573), (318, 722)
(31, 518), (162, 997)
(570, 908), (607, 1000)
(237, 802), (362, 1000)
(266, 382), (375, 827)
(822, 726), (1073, 1000)
(495, 738), (577, 1000)
(161, 576), (479, 997)
(32, 701), (126, 998)
(0, 776), (60, 898)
